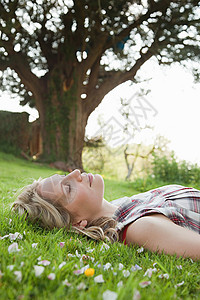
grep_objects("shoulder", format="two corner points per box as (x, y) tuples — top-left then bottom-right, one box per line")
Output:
(125, 214), (172, 246)
(125, 214), (200, 259)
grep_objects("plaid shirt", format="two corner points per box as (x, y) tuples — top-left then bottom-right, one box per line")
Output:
(112, 185), (200, 234)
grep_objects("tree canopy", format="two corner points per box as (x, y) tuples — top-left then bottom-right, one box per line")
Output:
(0, 0), (200, 169)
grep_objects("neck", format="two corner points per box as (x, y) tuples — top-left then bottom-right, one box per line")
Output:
(90, 198), (118, 221)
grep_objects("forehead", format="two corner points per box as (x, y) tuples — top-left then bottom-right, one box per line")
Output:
(37, 174), (78, 203)
(37, 174), (64, 201)
(41, 174), (62, 187)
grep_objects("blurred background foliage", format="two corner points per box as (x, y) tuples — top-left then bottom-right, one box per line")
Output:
(82, 137), (200, 190)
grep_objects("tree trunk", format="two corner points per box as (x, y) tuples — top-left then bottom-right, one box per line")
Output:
(37, 68), (87, 171)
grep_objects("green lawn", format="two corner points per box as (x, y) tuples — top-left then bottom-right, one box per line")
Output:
(0, 152), (199, 300)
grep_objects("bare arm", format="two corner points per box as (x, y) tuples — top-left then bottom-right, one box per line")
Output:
(125, 214), (200, 260)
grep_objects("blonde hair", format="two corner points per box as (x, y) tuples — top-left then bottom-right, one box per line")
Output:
(12, 180), (118, 243)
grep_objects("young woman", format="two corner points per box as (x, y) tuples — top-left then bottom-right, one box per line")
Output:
(13, 169), (200, 260)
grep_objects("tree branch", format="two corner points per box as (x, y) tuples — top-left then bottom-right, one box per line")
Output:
(8, 51), (44, 106)
(82, 0), (171, 113)
(37, 22), (57, 70)
(73, 0), (87, 50)
(103, 0), (171, 51)
(0, 58), (10, 71)
(84, 34), (158, 117)
(124, 144), (141, 181)
(81, 32), (109, 74)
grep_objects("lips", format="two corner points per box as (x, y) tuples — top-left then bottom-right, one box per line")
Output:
(88, 173), (93, 186)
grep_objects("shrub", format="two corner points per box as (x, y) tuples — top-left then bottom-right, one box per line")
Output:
(152, 153), (200, 186)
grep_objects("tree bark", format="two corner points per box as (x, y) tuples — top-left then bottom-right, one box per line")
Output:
(37, 68), (87, 171)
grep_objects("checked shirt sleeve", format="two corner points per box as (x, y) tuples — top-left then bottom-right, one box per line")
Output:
(112, 185), (200, 234)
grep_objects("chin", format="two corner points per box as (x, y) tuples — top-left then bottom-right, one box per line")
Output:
(95, 174), (104, 184)
(94, 174), (104, 193)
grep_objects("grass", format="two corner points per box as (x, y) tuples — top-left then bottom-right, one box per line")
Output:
(0, 152), (200, 299)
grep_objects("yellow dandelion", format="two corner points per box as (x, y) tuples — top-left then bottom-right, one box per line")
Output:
(84, 268), (95, 277)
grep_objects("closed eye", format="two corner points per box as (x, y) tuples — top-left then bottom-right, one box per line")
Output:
(67, 184), (71, 193)
(62, 182), (71, 195)
(60, 176), (77, 202)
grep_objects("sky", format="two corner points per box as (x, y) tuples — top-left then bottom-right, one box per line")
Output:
(86, 59), (200, 165)
(1, 59), (200, 165)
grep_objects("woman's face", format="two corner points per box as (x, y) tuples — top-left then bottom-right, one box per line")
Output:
(37, 169), (104, 223)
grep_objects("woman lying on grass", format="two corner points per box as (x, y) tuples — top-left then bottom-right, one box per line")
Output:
(13, 169), (200, 260)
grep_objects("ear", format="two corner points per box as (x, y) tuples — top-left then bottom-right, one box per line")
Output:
(73, 219), (88, 228)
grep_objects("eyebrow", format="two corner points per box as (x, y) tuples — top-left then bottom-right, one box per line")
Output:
(36, 184), (41, 195)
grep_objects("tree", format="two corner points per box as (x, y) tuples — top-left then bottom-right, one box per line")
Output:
(0, 0), (200, 170)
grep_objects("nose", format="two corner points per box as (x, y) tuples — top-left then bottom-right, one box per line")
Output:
(69, 169), (82, 181)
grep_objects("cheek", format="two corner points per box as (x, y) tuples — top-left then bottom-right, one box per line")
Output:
(64, 200), (79, 219)
(96, 176), (104, 195)
(66, 189), (84, 210)
(64, 187), (78, 204)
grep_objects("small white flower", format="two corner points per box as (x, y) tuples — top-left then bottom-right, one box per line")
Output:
(77, 282), (86, 290)
(139, 281), (151, 288)
(9, 232), (23, 241)
(1, 232), (22, 241)
(131, 264), (142, 271)
(103, 263), (112, 270)
(75, 250), (81, 258)
(5, 218), (12, 225)
(32, 243), (38, 248)
(0, 234), (9, 240)
(34, 265), (44, 277)
(58, 262), (66, 269)
(94, 274), (104, 283)
(14, 271), (22, 282)
(80, 255), (95, 263)
(152, 262), (157, 267)
(175, 281), (184, 288)
(73, 269), (82, 275)
(137, 247), (144, 253)
(38, 260), (50, 266)
(63, 279), (71, 286)
(118, 263), (124, 270)
(8, 242), (21, 253)
(7, 265), (14, 271)
(123, 270), (130, 278)
(59, 242), (65, 248)
(20, 262), (24, 267)
(100, 243), (110, 252)
(144, 268), (157, 278)
(117, 281), (123, 287)
(47, 273), (56, 280)
(176, 265), (182, 270)
(73, 264), (90, 275)
(133, 289), (141, 300)
(158, 273), (169, 279)
(67, 253), (76, 258)
(80, 264), (90, 273)
(102, 290), (118, 300)
(86, 247), (95, 253)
